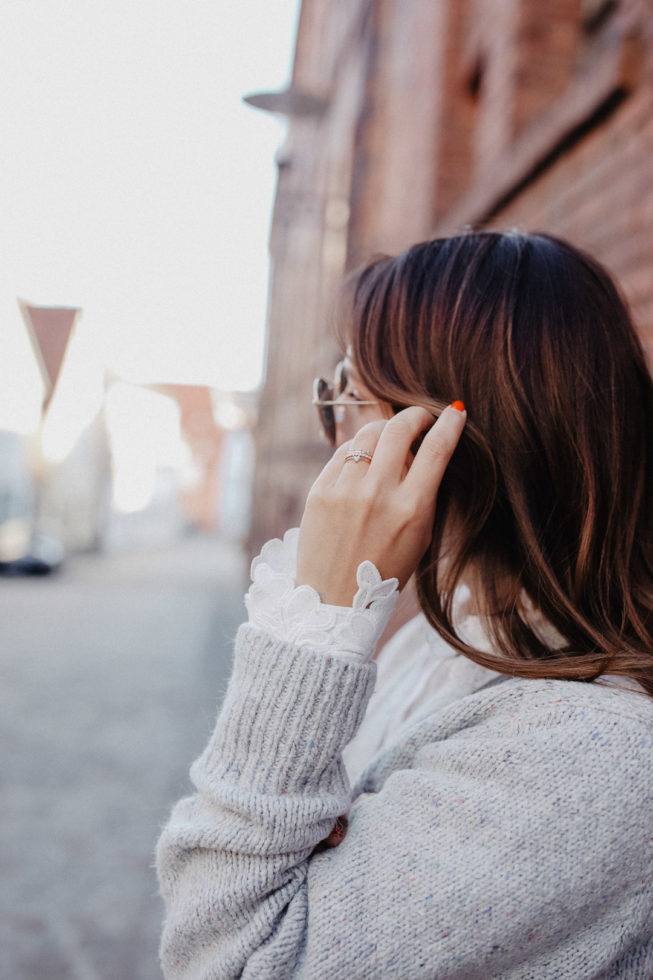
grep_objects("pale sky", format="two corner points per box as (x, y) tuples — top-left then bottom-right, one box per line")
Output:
(0, 0), (300, 435)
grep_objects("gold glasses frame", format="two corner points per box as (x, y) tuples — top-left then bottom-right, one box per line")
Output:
(312, 361), (379, 446)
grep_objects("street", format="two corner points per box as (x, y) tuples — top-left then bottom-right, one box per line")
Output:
(0, 533), (248, 980)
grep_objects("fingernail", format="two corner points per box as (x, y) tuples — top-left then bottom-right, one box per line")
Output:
(451, 400), (466, 413)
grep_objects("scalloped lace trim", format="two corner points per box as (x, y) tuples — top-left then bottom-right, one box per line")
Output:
(245, 527), (399, 663)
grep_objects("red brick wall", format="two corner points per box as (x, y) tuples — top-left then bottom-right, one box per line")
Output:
(453, 0), (653, 363)
(250, 0), (653, 552)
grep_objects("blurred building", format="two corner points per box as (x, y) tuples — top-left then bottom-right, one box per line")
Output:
(101, 381), (254, 551)
(33, 406), (113, 551)
(0, 307), (255, 557)
(146, 383), (257, 542)
(0, 431), (35, 531)
(249, 0), (653, 554)
(6, 302), (112, 553)
(149, 383), (225, 532)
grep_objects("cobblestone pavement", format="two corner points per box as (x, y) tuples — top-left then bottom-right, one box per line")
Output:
(0, 533), (248, 980)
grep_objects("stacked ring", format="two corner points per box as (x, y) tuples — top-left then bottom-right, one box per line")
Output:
(344, 449), (374, 464)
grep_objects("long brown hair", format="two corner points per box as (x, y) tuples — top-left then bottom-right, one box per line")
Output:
(339, 231), (653, 696)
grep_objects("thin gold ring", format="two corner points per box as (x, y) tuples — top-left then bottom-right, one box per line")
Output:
(344, 449), (374, 464)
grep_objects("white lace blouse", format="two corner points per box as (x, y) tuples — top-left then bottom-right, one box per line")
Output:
(245, 527), (400, 664)
(244, 527), (642, 784)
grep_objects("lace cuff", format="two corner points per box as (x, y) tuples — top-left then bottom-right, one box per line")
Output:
(244, 527), (400, 663)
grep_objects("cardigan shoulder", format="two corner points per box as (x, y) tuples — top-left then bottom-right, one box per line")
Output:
(360, 671), (653, 792)
(157, 628), (653, 979)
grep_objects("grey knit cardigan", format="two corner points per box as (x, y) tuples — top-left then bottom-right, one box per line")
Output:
(156, 625), (653, 978)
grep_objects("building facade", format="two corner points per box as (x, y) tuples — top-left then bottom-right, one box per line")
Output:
(249, 0), (653, 554)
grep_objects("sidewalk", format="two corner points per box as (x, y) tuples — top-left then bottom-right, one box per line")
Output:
(0, 533), (248, 980)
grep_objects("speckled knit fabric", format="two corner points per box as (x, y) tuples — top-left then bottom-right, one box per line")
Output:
(156, 625), (653, 979)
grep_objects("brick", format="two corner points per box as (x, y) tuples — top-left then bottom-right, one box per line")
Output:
(250, 0), (653, 550)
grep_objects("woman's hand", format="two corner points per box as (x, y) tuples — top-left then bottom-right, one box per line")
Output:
(295, 403), (467, 607)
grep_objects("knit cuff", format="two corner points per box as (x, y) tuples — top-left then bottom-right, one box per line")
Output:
(192, 625), (377, 799)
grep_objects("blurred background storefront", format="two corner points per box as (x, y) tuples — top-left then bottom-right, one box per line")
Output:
(0, 301), (256, 570)
(249, 0), (653, 555)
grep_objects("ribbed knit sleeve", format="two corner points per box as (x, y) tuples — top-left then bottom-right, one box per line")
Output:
(156, 625), (377, 978)
(156, 625), (653, 979)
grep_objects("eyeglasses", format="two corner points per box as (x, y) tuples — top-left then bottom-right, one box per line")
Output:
(312, 360), (379, 446)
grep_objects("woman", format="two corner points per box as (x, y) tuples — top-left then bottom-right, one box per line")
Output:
(156, 231), (653, 978)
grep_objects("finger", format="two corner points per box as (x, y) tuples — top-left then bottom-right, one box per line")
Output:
(402, 402), (467, 498)
(367, 406), (436, 483)
(313, 420), (386, 488)
(332, 419), (389, 480)
(311, 815), (347, 854)
(324, 815), (348, 847)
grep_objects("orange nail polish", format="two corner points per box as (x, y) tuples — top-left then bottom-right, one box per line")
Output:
(451, 400), (466, 413)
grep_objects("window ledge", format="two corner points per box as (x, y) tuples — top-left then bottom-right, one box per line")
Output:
(435, 27), (643, 231)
